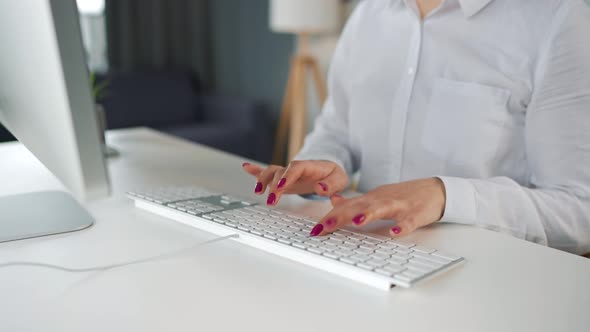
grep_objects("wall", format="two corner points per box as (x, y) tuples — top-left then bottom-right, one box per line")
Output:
(209, 0), (294, 122)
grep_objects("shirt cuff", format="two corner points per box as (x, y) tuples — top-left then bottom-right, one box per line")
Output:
(437, 176), (477, 225)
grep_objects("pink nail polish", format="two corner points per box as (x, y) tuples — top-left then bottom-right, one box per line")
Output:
(242, 162), (250, 167)
(278, 178), (287, 189)
(267, 193), (276, 205)
(318, 182), (328, 192)
(309, 224), (324, 237)
(352, 214), (366, 225)
(391, 226), (402, 235)
(325, 218), (336, 228)
(254, 182), (263, 193)
(331, 193), (343, 199)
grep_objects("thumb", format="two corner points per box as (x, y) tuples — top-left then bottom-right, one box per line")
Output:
(313, 168), (349, 197)
(329, 193), (346, 207)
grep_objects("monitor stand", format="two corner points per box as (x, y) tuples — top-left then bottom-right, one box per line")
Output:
(0, 191), (94, 243)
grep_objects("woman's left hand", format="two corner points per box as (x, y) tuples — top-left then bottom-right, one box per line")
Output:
(309, 178), (447, 238)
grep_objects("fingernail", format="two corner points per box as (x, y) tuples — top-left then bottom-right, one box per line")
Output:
(242, 162), (250, 167)
(309, 224), (324, 237)
(318, 182), (328, 192)
(254, 182), (263, 193)
(331, 193), (343, 199)
(325, 218), (337, 228)
(391, 226), (402, 235)
(267, 193), (276, 205)
(352, 214), (366, 225)
(278, 178), (287, 189)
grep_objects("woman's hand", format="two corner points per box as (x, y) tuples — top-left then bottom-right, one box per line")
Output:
(309, 178), (446, 238)
(241, 160), (349, 206)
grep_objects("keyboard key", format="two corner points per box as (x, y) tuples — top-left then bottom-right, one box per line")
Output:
(354, 248), (374, 255)
(325, 240), (343, 246)
(393, 253), (413, 261)
(400, 269), (423, 279)
(345, 242), (363, 249)
(412, 246), (436, 254)
(377, 243), (397, 250)
(363, 238), (382, 245)
(356, 263), (374, 271)
(411, 251), (450, 265)
(308, 247), (325, 255)
(278, 238), (291, 245)
(339, 257), (357, 265)
(393, 273), (414, 283)
(341, 243), (358, 250)
(375, 248), (395, 256)
(432, 251), (461, 262)
(263, 234), (277, 240)
(387, 256), (408, 265)
(359, 243), (379, 251)
(292, 243), (307, 250)
(323, 252), (342, 259)
(395, 247), (412, 255)
(329, 234), (347, 242)
(372, 253), (390, 260)
(351, 254), (370, 262)
(366, 259), (387, 268)
(321, 244), (338, 251)
(391, 240), (415, 248)
(381, 264), (406, 274)
(338, 250), (355, 257)
(409, 257), (440, 269)
(405, 263), (430, 273)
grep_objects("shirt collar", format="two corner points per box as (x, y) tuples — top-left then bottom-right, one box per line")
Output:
(398, 0), (495, 18)
(457, 0), (494, 17)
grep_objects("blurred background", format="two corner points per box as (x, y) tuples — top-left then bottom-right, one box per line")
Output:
(0, 0), (360, 163)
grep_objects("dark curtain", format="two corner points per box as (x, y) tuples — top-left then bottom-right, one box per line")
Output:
(105, 0), (213, 89)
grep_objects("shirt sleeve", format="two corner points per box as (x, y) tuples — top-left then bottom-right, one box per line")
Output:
(293, 5), (364, 175)
(439, 2), (590, 255)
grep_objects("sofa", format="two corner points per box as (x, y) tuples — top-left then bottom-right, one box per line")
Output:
(97, 70), (274, 162)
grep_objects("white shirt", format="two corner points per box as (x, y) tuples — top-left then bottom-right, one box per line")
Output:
(296, 0), (590, 255)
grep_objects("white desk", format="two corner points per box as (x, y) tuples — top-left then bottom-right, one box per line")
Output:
(0, 127), (589, 332)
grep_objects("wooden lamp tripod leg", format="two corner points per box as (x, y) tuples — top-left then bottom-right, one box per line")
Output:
(309, 57), (327, 105)
(288, 56), (307, 162)
(272, 58), (297, 165)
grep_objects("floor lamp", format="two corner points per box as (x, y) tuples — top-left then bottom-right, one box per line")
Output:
(270, 0), (340, 165)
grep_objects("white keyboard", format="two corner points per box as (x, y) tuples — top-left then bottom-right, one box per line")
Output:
(128, 186), (464, 290)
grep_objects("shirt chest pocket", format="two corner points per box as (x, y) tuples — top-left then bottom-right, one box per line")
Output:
(421, 78), (514, 172)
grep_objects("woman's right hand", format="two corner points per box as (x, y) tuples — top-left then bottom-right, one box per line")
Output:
(241, 160), (349, 206)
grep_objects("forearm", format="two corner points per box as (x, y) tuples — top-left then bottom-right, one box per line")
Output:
(439, 176), (590, 255)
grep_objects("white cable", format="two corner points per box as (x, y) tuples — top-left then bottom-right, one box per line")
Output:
(0, 234), (239, 273)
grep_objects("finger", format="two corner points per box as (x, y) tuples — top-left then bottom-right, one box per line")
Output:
(273, 160), (326, 194)
(389, 215), (420, 238)
(242, 162), (264, 177)
(311, 197), (409, 237)
(329, 193), (346, 207)
(255, 166), (282, 195)
(266, 170), (285, 206)
(309, 197), (368, 236)
(350, 198), (408, 227)
(272, 161), (306, 193)
(312, 168), (348, 197)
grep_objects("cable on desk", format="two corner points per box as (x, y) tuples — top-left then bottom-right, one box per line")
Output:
(0, 234), (239, 273)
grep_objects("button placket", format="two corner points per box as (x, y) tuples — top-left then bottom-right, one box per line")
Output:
(389, 18), (423, 182)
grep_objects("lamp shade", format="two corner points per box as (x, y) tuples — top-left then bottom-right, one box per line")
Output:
(270, 0), (340, 34)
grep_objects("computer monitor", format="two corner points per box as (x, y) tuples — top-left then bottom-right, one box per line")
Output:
(0, 0), (110, 242)
(0, 0), (110, 201)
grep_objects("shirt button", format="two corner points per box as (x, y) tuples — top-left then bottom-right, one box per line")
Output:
(408, 67), (415, 75)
